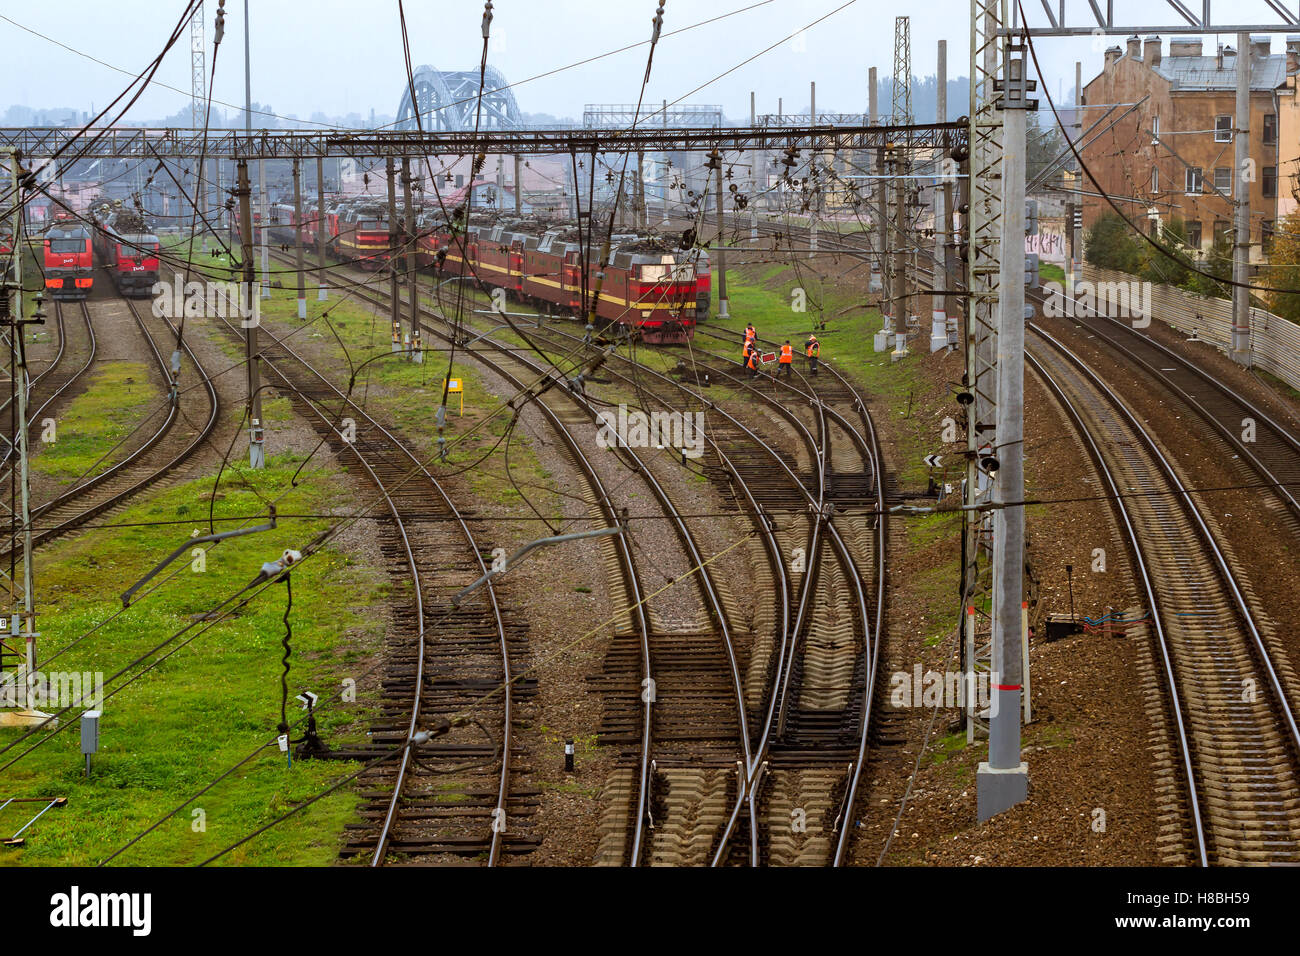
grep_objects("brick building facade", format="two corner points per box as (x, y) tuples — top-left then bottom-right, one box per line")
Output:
(1080, 34), (1300, 264)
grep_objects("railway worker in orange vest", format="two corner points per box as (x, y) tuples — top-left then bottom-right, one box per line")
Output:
(742, 338), (754, 367)
(744, 322), (756, 347)
(806, 334), (820, 375)
(746, 344), (761, 379)
(779, 340), (794, 378)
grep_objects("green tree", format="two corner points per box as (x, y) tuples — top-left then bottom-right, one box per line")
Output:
(1183, 233), (1233, 300)
(1140, 218), (1192, 287)
(1265, 211), (1300, 321)
(1085, 212), (1142, 274)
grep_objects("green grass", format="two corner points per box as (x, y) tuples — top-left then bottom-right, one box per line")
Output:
(0, 453), (386, 866)
(1039, 262), (1066, 285)
(30, 362), (161, 483)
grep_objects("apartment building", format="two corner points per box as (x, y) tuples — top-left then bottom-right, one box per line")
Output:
(1080, 34), (1300, 263)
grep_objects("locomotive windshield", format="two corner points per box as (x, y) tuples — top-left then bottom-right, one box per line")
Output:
(49, 238), (86, 252)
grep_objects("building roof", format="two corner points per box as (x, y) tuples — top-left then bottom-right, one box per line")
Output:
(1154, 53), (1286, 91)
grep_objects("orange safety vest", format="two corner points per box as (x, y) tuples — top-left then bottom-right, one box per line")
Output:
(747, 350), (758, 369)
(745, 327), (756, 342)
(806, 339), (819, 357)
(780, 344), (793, 363)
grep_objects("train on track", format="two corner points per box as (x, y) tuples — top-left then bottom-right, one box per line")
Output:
(255, 197), (708, 344)
(42, 216), (95, 300)
(89, 207), (161, 298)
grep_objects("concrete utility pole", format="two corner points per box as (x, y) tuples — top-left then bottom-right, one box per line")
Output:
(7, 151), (36, 696)
(386, 157), (401, 353)
(977, 35), (1032, 822)
(213, 160), (222, 237)
(715, 152), (729, 319)
(930, 39), (950, 352)
(244, 2), (269, 300)
(634, 151), (645, 229)
(810, 80), (818, 258)
(750, 91), (758, 240)
(316, 156), (328, 300)
(236, 159), (265, 469)
(1071, 57), (1081, 286)
(869, 67), (883, 293)
(893, 154), (908, 351)
(242, 0), (251, 132)
(661, 98), (669, 225)
(1232, 32), (1252, 363)
(403, 158), (420, 361)
(514, 153), (523, 215)
(292, 159), (306, 319)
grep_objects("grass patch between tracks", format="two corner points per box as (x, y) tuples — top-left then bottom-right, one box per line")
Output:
(0, 455), (386, 866)
(30, 362), (162, 484)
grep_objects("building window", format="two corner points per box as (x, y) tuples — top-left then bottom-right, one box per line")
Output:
(1187, 220), (1203, 249)
(1186, 166), (1203, 194)
(455, 174), (464, 188)
(1214, 166), (1232, 195)
(1263, 220), (1276, 253)
(1264, 113), (1278, 144)
(1264, 165), (1278, 198)
(1215, 115), (1232, 142)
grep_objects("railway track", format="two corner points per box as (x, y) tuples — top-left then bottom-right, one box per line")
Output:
(1034, 300), (1300, 527)
(207, 302), (539, 866)
(397, 269), (886, 865)
(267, 250), (761, 866)
(714, 210), (1300, 861)
(648, 328), (887, 865)
(1, 293), (218, 556)
(0, 300), (97, 473)
(1028, 324), (1300, 865)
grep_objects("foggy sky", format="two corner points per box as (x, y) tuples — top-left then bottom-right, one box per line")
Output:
(2, 1), (1293, 127)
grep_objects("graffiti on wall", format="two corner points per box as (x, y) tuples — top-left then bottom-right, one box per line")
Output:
(1025, 229), (1066, 263)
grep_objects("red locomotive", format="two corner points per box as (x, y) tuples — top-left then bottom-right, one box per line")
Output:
(693, 250), (711, 320)
(91, 209), (160, 298)
(259, 196), (701, 343)
(43, 217), (94, 299)
(428, 217), (698, 344)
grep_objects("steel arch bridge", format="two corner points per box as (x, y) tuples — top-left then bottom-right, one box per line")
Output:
(395, 65), (522, 131)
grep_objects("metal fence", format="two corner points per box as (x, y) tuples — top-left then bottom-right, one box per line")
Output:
(1082, 264), (1300, 392)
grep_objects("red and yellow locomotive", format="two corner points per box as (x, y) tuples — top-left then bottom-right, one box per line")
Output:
(428, 216), (699, 344)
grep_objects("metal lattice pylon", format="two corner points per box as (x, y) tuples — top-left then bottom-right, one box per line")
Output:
(190, 3), (205, 128)
(892, 17), (912, 124)
(963, 0), (1005, 740)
